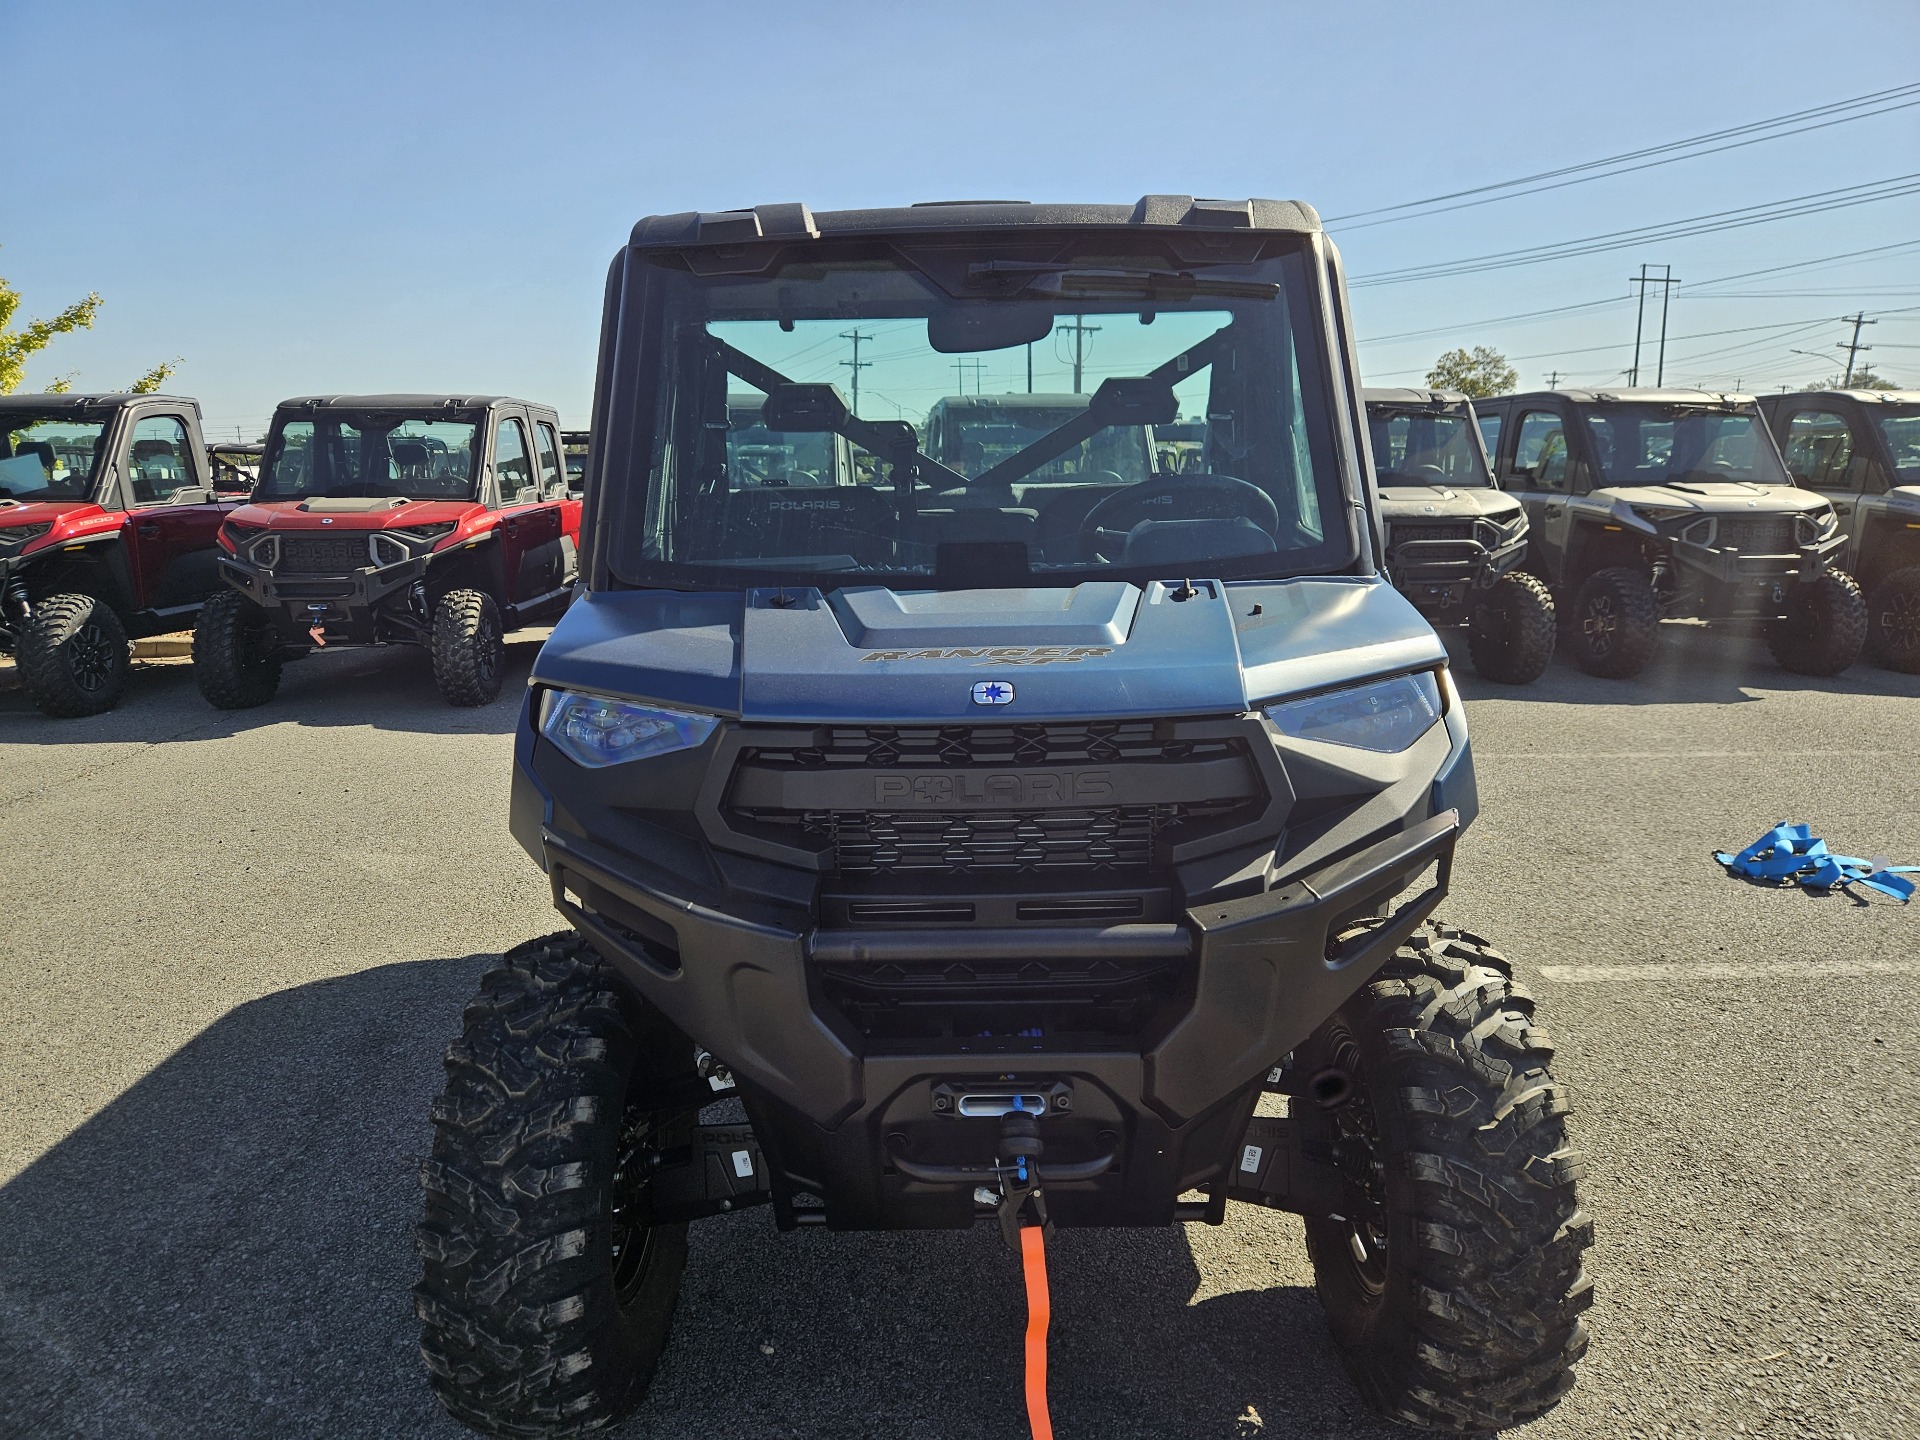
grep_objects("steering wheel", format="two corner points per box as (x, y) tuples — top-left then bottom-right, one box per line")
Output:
(1081, 474), (1280, 561)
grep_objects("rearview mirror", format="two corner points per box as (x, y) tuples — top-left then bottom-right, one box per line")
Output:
(927, 305), (1054, 355)
(1088, 376), (1178, 427)
(761, 383), (850, 433)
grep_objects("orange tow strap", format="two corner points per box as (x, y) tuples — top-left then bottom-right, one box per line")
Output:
(1020, 1225), (1054, 1440)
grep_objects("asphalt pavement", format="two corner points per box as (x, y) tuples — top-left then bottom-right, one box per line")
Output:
(1, 627), (1916, 1440)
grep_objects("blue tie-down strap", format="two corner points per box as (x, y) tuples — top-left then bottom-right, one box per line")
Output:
(1715, 823), (1918, 903)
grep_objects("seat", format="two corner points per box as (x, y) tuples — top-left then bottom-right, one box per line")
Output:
(130, 438), (182, 502)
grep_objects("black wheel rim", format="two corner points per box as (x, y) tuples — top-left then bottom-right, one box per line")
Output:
(476, 618), (501, 685)
(66, 620), (117, 693)
(1326, 1033), (1391, 1295)
(609, 1102), (666, 1308)
(1582, 595), (1617, 656)
(1882, 590), (1920, 654)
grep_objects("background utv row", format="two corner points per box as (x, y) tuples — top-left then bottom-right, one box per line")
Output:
(0, 392), (584, 717)
(1470, 386), (1910, 681)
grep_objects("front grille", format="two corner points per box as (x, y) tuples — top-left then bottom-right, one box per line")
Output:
(277, 535), (370, 574)
(1393, 520), (1478, 543)
(1714, 516), (1797, 553)
(745, 804), (1241, 878)
(729, 723), (1263, 881)
(743, 722), (1237, 770)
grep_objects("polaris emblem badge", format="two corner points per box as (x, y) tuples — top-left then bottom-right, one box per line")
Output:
(972, 681), (1014, 706)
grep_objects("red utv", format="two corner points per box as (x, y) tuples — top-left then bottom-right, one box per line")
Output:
(1, 393), (250, 717)
(195, 395), (581, 709)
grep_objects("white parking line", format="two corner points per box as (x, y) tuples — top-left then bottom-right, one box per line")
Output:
(1477, 750), (1903, 760)
(1541, 959), (1920, 983)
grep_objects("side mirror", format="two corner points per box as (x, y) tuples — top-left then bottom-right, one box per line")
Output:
(762, 383), (850, 433)
(1088, 376), (1178, 427)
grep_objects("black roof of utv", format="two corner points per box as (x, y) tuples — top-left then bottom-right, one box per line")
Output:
(630, 196), (1324, 251)
(0, 392), (193, 413)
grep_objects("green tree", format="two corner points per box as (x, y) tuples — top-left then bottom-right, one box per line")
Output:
(130, 359), (181, 394)
(1426, 345), (1518, 399)
(1827, 367), (1899, 390)
(0, 263), (101, 396)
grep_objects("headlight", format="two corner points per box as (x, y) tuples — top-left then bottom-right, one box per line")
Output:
(539, 690), (719, 768)
(0, 523), (53, 554)
(1796, 506), (1838, 542)
(1629, 505), (1689, 528)
(1262, 672), (1443, 754)
(394, 522), (458, 544)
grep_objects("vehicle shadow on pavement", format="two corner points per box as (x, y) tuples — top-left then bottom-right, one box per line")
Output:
(1446, 624), (1920, 707)
(0, 957), (1409, 1440)
(0, 634), (547, 746)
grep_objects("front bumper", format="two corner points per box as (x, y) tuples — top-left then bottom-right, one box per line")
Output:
(218, 550), (431, 645)
(1660, 530), (1846, 618)
(1386, 526), (1526, 618)
(517, 698), (1464, 1230)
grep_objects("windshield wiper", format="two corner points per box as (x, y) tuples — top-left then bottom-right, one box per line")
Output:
(967, 261), (1279, 301)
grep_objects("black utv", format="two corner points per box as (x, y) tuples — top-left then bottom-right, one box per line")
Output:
(1364, 388), (1554, 684)
(1477, 388), (1864, 678)
(415, 197), (1592, 1438)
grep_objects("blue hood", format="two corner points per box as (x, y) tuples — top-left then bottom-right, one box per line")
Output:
(529, 577), (1444, 723)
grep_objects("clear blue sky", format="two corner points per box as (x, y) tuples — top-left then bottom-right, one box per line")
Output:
(5, 0), (1917, 439)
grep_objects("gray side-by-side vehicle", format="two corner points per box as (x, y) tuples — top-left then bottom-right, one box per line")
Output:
(1365, 387), (1554, 684)
(413, 197), (1592, 1438)
(1758, 389), (1920, 672)
(1476, 388), (1864, 678)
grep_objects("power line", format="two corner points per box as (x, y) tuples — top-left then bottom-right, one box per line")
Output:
(1357, 239), (1920, 351)
(1349, 173), (1920, 289)
(1325, 82), (1920, 229)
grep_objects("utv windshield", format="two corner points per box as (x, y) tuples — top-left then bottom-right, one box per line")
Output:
(610, 235), (1349, 590)
(1581, 404), (1789, 487)
(0, 417), (110, 502)
(1875, 408), (1920, 483)
(256, 415), (482, 501)
(1365, 406), (1491, 488)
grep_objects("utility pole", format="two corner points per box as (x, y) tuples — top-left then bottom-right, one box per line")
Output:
(1545, 370), (1563, 390)
(1839, 311), (1876, 386)
(1628, 264), (1679, 386)
(1629, 264), (1648, 386)
(1059, 314), (1101, 393)
(1026, 341), (1033, 394)
(953, 358), (985, 395)
(1655, 266), (1679, 387)
(838, 330), (872, 418)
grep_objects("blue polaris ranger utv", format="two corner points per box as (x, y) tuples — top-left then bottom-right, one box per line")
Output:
(415, 197), (1592, 1437)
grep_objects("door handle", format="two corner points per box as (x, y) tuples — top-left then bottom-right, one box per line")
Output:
(137, 522), (162, 538)
(503, 519), (520, 536)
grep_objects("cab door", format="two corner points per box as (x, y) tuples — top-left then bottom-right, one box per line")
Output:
(121, 412), (230, 621)
(491, 412), (566, 609)
(1497, 404), (1576, 580)
(533, 418), (581, 586)
(1775, 403), (1868, 573)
